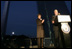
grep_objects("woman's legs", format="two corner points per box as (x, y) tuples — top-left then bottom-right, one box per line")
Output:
(37, 38), (40, 48)
(41, 38), (44, 48)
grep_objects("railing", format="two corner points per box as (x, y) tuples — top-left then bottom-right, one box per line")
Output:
(2, 35), (55, 48)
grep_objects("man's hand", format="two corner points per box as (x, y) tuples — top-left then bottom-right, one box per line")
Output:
(42, 19), (45, 23)
(52, 21), (54, 24)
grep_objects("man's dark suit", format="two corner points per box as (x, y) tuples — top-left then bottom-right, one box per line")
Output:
(52, 15), (63, 48)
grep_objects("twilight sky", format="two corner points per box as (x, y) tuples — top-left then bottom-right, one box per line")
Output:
(1, 1), (71, 38)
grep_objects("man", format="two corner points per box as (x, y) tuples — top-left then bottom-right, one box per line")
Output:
(36, 14), (45, 48)
(52, 9), (62, 48)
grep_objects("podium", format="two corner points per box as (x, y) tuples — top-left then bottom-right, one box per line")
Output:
(57, 15), (71, 48)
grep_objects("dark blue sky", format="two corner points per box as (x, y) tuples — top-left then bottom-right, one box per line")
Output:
(1, 1), (38, 38)
(1, 1), (71, 38)
(65, 1), (71, 14)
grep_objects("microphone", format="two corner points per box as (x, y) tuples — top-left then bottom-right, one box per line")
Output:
(58, 13), (60, 15)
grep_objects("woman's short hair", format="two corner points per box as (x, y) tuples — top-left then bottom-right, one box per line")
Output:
(37, 14), (41, 17)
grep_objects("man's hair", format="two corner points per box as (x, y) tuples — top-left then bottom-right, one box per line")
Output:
(54, 9), (58, 12)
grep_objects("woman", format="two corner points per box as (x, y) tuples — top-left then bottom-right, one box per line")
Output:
(36, 14), (45, 48)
